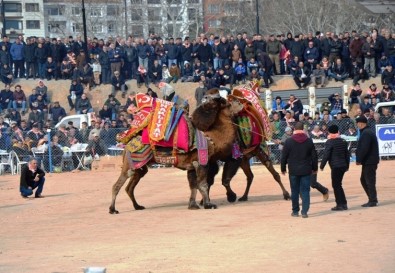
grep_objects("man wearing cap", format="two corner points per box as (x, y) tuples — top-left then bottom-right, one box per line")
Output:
(355, 115), (379, 207)
(320, 124), (350, 211)
(281, 122), (318, 218)
(328, 92), (344, 116)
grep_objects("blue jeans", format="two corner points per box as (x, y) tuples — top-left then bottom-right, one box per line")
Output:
(289, 174), (311, 215)
(139, 57), (149, 71)
(20, 177), (45, 197)
(13, 100), (26, 112)
(38, 62), (46, 79)
(168, 59), (177, 67)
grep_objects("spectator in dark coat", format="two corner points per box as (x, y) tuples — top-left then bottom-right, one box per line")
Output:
(35, 43), (48, 79)
(355, 115), (380, 207)
(320, 124), (350, 211)
(24, 38), (37, 80)
(49, 101), (66, 125)
(281, 122), (318, 218)
(67, 79), (84, 110)
(290, 36), (304, 60)
(257, 50), (274, 88)
(284, 94), (303, 121)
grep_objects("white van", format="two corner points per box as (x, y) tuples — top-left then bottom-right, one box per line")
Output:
(375, 101), (395, 113)
(55, 112), (96, 129)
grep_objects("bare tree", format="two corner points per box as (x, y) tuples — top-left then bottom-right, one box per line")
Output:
(248, 0), (393, 35)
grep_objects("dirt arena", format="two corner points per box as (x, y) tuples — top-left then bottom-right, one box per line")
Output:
(0, 161), (394, 273)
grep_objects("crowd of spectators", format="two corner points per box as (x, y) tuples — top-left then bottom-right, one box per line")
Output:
(0, 28), (394, 170)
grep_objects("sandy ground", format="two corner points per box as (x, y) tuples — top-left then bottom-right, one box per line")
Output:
(0, 161), (394, 273)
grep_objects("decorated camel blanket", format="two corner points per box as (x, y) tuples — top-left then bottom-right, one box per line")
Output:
(141, 114), (191, 152)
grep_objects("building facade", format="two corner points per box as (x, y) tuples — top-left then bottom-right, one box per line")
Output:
(203, 0), (253, 34)
(0, 0), (45, 39)
(43, 0), (203, 39)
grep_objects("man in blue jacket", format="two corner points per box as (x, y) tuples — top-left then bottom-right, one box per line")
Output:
(10, 38), (25, 79)
(281, 122), (318, 218)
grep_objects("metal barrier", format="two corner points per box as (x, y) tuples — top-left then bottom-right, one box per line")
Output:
(2, 115), (394, 173)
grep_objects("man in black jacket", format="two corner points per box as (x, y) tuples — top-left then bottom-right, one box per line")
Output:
(355, 115), (380, 207)
(20, 158), (46, 198)
(281, 122), (318, 218)
(320, 125), (350, 211)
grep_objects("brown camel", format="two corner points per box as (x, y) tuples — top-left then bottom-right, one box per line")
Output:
(206, 145), (291, 204)
(109, 90), (243, 213)
(195, 87), (291, 203)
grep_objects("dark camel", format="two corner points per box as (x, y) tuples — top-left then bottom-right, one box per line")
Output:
(109, 90), (243, 213)
(194, 88), (291, 203)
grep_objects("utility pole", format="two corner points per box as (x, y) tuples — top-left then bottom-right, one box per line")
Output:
(1, 0), (6, 37)
(81, 0), (89, 61)
(255, 0), (259, 34)
(124, 0), (128, 37)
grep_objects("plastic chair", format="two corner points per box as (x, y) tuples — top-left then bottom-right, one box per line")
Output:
(0, 152), (15, 175)
(11, 151), (28, 175)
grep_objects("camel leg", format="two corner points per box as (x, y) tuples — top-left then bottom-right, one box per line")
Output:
(238, 157), (254, 202)
(109, 167), (132, 214)
(222, 158), (241, 202)
(200, 162), (220, 205)
(187, 170), (200, 210)
(256, 149), (291, 200)
(194, 162), (217, 209)
(125, 166), (149, 210)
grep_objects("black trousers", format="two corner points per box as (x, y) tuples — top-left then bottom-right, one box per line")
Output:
(310, 173), (328, 194)
(331, 166), (348, 205)
(361, 164), (378, 203)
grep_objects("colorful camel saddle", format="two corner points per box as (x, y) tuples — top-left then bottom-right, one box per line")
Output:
(141, 114), (192, 152)
(236, 113), (262, 148)
(229, 86), (273, 141)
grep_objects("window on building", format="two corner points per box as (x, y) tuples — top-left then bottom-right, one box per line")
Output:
(108, 22), (116, 33)
(90, 7), (102, 17)
(147, 0), (160, 4)
(71, 7), (81, 16)
(107, 5), (118, 16)
(167, 0), (181, 4)
(26, 20), (40, 29)
(188, 0), (199, 3)
(92, 24), (103, 33)
(47, 21), (67, 33)
(188, 8), (196, 20)
(208, 4), (220, 14)
(167, 7), (181, 21)
(148, 25), (160, 35)
(148, 8), (161, 21)
(131, 9), (142, 21)
(132, 25), (143, 36)
(72, 22), (83, 33)
(4, 3), (22, 12)
(224, 4), (238, 15)
(47, 6), (64, 16)
(25, 3), (39, 12)
(208, 19), (221, 28)
(5, 20), (22, 30)
(131, 0), (143, 4)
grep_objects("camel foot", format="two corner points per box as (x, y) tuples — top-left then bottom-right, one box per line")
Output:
(109, 208), (119, 214)
(238, 195), (248, 202)
(227, 191), (237, 203)
(134, 205), (146, 210)
(204, 202), (217, 209)
(188, 201), (200, 210)
(283, 192), (291, 200)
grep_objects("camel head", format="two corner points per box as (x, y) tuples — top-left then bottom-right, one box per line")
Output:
(192, 88), (242, 131)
